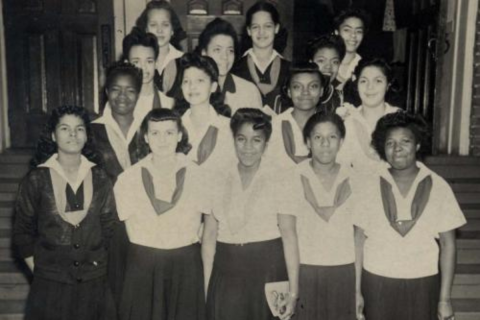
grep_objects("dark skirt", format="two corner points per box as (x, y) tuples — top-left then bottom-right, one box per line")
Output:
(296, 263), (356, 320)
(206, 238), (288, 320)
(119, 242), (205, 320)
(25, 276), (116, 320)
(362, 269), (440, 320)
(107, 221), (130, 309)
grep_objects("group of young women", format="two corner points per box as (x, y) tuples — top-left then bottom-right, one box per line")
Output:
(12, 1), (466, 320)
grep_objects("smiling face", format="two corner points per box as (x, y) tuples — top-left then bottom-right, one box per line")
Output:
(384, 127), (419, 171)
(128, 45), (156, 85)
(358, 66), (389, 108)
(247, 11), (279, 50)
(144, 120), (182, 158)
(202, 34), (235, 77)
(288, 72), (323, 112)
(53, 114), (87, 156)
(146, 8), (173, 48)
(307, 121), (343, 165)
(234, 122), (268, 168)
(107, 75), (139, 116)
(181, 67), (218, 107)
(336, 17), (364, 54)
(312, 47), (341, 81)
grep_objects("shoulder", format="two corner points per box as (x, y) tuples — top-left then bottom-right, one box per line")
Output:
(232, 74), (259, 92)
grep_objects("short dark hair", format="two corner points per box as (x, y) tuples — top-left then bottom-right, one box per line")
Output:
(334, 8), (370, 32)
(241, 0), (288, 54)
(140, 108), (192, 155)
(195, 18), (239, 59)
(230, 108), (273, 142)
(30, 105), (101, 168)
(174, 53), (231, 117)
(135, 0), (187, 50)
(122, 27), (159, 61)
(105, 61), (143, 94)
(303, 111), (346, 144)
(283, 62), (328, 101)
(354, 57), (395, 84)
(306, 34), (346, 62)
(371, 111), (431, 161)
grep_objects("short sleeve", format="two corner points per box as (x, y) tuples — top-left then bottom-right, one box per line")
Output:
(434, 180), (467, 234)
(113, 171), (138, 221)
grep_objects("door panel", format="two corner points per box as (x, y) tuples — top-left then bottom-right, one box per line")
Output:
(4, 0), (114, 147)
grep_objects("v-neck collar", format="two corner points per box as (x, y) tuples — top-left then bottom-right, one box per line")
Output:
(39, 154), (96, 192)
(93, 103), (138, 144)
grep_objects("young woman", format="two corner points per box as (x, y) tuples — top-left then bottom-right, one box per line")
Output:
(176, 53), (236, 173)
(267, 63), (327, 169)
(135, 0), (186, 96)
(202, 108), (299, 320)
(307, 34), (346, 113)
(334, 8), (369, 90)
(13, 105), (117, 320)
(336, 58), (401, 174)
(122, 27), (174, 122)
(232, 1), (291, 115)
(283, 112), (363, 320)
(354, 111), (466, 320)
(114, 108), (208, 320)
(197, 18), (266, 115)
(91, 61), (145, 309)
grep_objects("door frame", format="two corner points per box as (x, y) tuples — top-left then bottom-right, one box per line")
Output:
(0, 0), (10, 152)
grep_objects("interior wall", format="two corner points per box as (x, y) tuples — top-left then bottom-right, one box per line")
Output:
(0, 0), (10, 152)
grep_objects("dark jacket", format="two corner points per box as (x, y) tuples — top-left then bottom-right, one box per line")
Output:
(13, 166), (117, 284)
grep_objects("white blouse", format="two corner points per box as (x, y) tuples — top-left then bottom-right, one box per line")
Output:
(114, 154), (210, 250)
(352, 162), (466, 279)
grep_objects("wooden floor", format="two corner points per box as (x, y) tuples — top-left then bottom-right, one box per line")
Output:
(0, 151), (479, 319)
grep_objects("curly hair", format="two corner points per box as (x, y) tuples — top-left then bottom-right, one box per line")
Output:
(306, 34), (346, 62)
(333, 7), (370, 32)
(139, 108), (192, 155)
(195, 18), (239, 59)
(135, 0), (187, 50)
(122, 27), (159, 61)
(303, 111), (346, 144)
(230, 108), (273, 142)
(173, 53), (231, 117)
(240, 1), (288, 54)
(282, 62), (328, 107)
(105, 61), (143, 95)
(30, 105), (102, 168)
(371, 111), (431, 162)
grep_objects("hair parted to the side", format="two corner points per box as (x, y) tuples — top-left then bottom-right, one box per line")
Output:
(282, 62), (329, 106)
(371, 111), (431, 161)
(303, 111), (346, 145)
(333, 7), (370, 33)
(122, 27), (160, 61)
(240, 0), (288, 54)
(139, 108), (192, 155)
(306, 34), (346, 62)
(230, 108), (273, 142)
(30, 105), (102, 168)
(135, 0), (187, 50)
(173, 53), (232, 118)
(195, 18), (239, 58)
(106, 61), (143, 95)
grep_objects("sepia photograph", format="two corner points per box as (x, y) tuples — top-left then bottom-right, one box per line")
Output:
(0, 0), (479, 319)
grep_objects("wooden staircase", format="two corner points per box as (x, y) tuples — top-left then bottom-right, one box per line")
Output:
(0, 151), (479, 319)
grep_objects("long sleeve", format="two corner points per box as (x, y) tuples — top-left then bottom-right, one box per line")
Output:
(97, 173), (119, 249)
(13, 172), (39, 258)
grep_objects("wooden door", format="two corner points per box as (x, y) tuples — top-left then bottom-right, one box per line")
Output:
(3, 0), (114, 148)
(169, 0), (294, 59)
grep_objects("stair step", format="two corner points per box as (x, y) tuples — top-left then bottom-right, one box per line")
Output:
(0, 238), (11, 248)
(0, 314), (25, 320)
(452, 298), (480, 313)
(0, 299), (26, 315)
(0, 204), (14, 218)
(463, 209), (480, 219)
(0, 284), (29, 300)
(430, 165), (480, 179)
(0, 217), (12, 231)
(0, 249), (14, 262)
(0, 150), (33, 164)
(0, 273), (28, 285)
(450, 180), (480, 193)
(0, 180), (19, 193)
(455, 193), (480, 205)
(458, 239), (480, 249)
(0, 166), (28, 180)
(458, 249), (480, 264)
(453, 284), (480, 299)
(425, 156), (480, 166)
(460, 220), (480, 232)
(0, 194), (16, 202)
